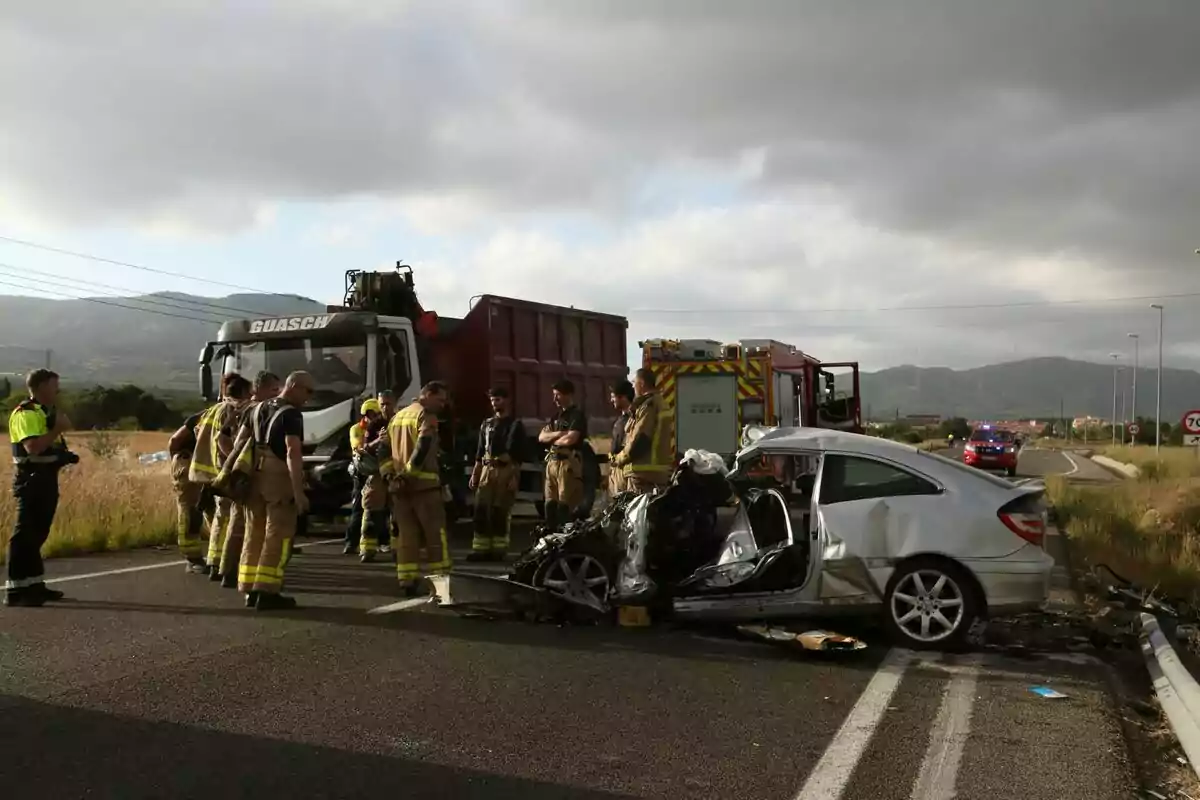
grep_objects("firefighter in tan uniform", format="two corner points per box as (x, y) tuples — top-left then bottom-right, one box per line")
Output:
(187, 373), (250, 577)
(467, 387), (528, 562)
(167, 408), (207, 567)
(216, 370), (281, 589)
(538, 379), (589, 527)
(606, 380), (634, 500)
(611, 368), (676, 494)
(385, 381), (451, 595)
(234, 371), (313, 610)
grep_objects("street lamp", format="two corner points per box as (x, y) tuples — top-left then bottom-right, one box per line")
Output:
(1151, 304), (1164, 453)
(1128, 332), (1139, 430)
(1110, 353), (1121, 446)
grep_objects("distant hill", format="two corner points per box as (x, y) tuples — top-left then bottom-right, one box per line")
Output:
(0, 293), (1194, 422)
(861, 356), (1200, 422)
(0, 291), (325, 392)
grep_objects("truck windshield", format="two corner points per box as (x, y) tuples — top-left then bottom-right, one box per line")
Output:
(225, 332), (366, 410)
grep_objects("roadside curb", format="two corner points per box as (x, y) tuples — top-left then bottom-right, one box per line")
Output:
(1092, 455), (1140, 479)
(1140, 613), (1200, 781)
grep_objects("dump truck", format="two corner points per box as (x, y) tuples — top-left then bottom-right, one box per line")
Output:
(197, 264), (629, 519)
(641, 337), (862, 457)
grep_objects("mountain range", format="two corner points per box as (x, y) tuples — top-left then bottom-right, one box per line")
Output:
(0, 291), (1194, 422)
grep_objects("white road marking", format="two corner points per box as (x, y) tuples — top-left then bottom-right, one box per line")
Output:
(794, 647), (911, 800)
(909, 657), (979, 800)
(44, 538), (345, 585)
(1060, 452), (1080, 476)
(367, 597), (433, 615)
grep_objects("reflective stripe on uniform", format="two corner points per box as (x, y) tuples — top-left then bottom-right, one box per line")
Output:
(391, 404), (439, 481)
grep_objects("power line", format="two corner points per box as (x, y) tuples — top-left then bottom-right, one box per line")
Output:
(0, 275), (216, 324)
(0, 261), (276, 320)
(631, 289), (1200, 315)
(0, 233), (276, 295)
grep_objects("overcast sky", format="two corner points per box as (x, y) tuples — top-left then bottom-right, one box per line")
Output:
(1, 0), (1199, 372)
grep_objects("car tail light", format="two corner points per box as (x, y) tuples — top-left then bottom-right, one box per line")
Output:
(998, 493), (1046, 547)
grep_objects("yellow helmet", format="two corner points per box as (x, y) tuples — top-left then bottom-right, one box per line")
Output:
(360, 398), (382, 416)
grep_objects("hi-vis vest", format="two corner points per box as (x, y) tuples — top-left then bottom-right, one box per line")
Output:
(623, 391), (675, 476)
(188, 400), (235, 484)
(385, 400), (439, 489)
(9, 399), (63, 468)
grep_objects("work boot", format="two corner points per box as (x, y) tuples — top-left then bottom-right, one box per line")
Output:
(221, 572), (237, 589)
(399, 580), (421, 598)
(342, 542), (356, 555)
(208, 568), (222, 583)
(360, 551), (376, 564)
(186, 559), (207, 575)
(244, 591), (259, 608)
(4, 590), (46, 608)
(30, 584), (65, 601)
(255, 592), (298, 611)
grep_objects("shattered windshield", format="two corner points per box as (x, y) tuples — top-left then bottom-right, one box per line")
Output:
(225, 331), (366, 410)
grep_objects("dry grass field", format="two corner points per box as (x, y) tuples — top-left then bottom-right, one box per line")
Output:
(1048, 444), (1200, 604)
(0, 430), (176, 564)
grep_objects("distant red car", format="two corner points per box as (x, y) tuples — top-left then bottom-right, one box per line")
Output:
(963, 426), (1019, 477)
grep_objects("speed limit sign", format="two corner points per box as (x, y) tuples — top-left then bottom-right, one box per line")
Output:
(1182, 410), (1200, 446)
(1128, 423), (1141, 436)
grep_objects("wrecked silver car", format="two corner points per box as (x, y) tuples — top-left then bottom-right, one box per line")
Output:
(432, 426), (1054, 650)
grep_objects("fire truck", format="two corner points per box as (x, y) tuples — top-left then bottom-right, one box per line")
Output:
(641, 338), (862, 457)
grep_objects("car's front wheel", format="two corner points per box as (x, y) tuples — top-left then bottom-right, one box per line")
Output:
(882, 557), (981, 651)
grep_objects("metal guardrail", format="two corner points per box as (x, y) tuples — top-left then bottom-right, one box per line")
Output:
(1140, 613), (1200, 778)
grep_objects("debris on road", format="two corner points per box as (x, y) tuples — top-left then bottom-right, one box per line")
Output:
(1030, 686), (1069, 699)
(737, 624), (867, 653)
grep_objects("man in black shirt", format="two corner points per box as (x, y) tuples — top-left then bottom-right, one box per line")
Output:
(168, 409), (206, 566)
(467, 387), (527, 562)
(538, 379), (588, 527)
(234, 370), (312, 611)
(607, 380), (634, 500)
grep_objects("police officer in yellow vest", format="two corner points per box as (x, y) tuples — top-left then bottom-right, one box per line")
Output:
(467, 386), (527, 562)
(539, 379), (589, 526)
(384, 381), (450, 595)
(5, 369), (75, 607)
(611, 368), (676, 494)
(188, 373), (252, 578)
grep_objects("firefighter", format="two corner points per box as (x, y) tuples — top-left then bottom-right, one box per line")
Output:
(612, 368), (675, 494)
(384, 381), (450, 595)
(467, 387), (527, 562)
(191, 373), (252, 580)
(4, 369), (74, 608)
(376, 390), (396, 553)
(345, 398), (383, 556)
(358, 403), (392, 562)
(538, 379), (588, 527)
(216, 370), (281, 588)
(167, 406), (207, 566)
(606, 380), (634, 500)
(236, 370), (313, 610)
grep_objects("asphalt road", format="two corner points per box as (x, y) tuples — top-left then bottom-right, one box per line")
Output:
(0, 450), (1134, 799)
(941, 442), (1119, 485)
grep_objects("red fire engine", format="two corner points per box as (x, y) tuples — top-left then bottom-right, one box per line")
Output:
(641, 338), (863, 457)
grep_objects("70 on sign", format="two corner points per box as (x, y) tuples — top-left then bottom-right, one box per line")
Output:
(1182, 410), (1200, 447)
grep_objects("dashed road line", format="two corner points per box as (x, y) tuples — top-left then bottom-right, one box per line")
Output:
(909, 657), (980, 800)
(794, 647), (911, 800)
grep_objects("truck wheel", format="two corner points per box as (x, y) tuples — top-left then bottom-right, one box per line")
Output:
(881, 556), (982, 651)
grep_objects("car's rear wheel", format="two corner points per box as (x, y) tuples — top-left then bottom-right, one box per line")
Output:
(882, 557), (981, 651)
(1005, 466), (1018, 477)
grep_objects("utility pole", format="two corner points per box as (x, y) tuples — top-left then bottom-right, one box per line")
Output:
(44, 349), (51, 370)
(1110, 353), (1120, 446)
(1152, 303), (1164, 454)
(1128, 333), (1139, 431)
